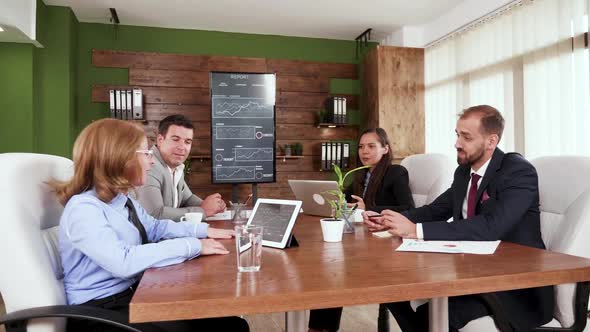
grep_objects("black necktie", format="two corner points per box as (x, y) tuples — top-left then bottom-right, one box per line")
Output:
(125, 198), (149, 245)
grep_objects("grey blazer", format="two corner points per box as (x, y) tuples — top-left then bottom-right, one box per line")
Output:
(134, 146), (203, 221)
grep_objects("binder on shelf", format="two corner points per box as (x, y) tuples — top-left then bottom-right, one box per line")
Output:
(126, 90), (133, 120)
(335, 98), (341, 124)
(335, 142), (342, 168)
(132, 88), (144, 120)
(120, 89), (127, 120)
(342, 143), (350, 169)
(330, 142), (337, 170)
(341, 97), (347, 124)
(325, 97), (336, 123)
(109, 90), (115, 119)
(115, 90), (122, 119)
(326, 142), (332, 170)
(321, 142), (327, 170)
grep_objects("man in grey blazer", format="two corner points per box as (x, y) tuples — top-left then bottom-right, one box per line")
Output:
(135, 115), (227, 221)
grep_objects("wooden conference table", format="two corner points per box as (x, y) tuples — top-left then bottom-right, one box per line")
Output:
(129, 215), (590, 332)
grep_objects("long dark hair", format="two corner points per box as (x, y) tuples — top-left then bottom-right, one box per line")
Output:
(351, 128), (393, 210)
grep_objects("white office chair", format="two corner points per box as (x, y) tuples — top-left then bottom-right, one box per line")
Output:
(461, 155), (590, 332)
(378, 153), (455, 332)
(400, 153), (455, 208)
(0, 153), (158, 332)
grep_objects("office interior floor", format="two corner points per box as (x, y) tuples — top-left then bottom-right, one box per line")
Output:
(0, 294), (401, 332)
(244, 305), (402, 331)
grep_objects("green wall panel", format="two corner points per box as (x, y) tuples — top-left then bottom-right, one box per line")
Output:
(0, 44), (35, 153)
(35, 5), (78, 157)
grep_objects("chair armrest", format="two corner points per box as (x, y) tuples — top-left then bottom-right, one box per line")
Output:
(534, 281), (590, 332)
(0, 305), (161, 332)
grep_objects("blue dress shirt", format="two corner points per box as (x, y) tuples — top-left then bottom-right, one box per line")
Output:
(59, 189), (209, 305)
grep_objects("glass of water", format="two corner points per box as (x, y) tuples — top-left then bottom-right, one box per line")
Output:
(235, 224), (263, 272)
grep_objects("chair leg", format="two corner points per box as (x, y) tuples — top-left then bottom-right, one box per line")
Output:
(378, 303), (390, 332)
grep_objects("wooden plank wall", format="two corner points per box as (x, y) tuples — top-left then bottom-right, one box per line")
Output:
(362, 46), (425, 162)
(91, 50), (359, 201)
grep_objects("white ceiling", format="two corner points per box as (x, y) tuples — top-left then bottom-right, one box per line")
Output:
(43, 0), (464, 41)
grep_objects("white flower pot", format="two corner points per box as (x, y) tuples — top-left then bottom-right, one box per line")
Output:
(320, 218), (345, 242)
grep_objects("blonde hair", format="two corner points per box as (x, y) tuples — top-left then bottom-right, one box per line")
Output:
(52, 118), (146, 205)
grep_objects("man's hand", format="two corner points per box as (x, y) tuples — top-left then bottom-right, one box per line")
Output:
(380, 210), (417, 239)
(201, 193), (226, 217)
(200, 239), (229, 255)
(362, 210), (390, 232)
(349, 195), (366, 210)
(207, 227), (234, 239)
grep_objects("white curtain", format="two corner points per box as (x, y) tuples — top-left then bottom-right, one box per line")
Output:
(467, 65), (515, 152)
(425, 40), (461, 158)
(522, 0), (590, 158)
(424, 0), (590, 158)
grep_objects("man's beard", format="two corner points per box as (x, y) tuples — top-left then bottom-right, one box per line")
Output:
(456, 145), (485, 167)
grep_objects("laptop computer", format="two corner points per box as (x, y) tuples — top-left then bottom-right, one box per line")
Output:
(288, 180), (340, 217)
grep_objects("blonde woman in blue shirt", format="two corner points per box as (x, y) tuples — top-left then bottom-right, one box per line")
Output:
(52, 118), (249, 332)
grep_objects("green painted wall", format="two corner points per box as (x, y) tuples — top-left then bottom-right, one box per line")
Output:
(1, 3), (375, 156)
(0, 1), (78, 156)
(0, 44), (35, 153)
(77, 23), (368, 132)
(35, 4), (78, 157)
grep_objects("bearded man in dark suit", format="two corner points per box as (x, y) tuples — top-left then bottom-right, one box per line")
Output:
(364, 105), (554, 331)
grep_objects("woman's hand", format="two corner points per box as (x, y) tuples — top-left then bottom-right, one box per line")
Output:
(349, 195), (366, 210)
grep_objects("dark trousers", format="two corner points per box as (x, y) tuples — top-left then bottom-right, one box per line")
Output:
(308, 307), (343, 332)
(386, 295), (490, 332)
(67, 284), (249, 332)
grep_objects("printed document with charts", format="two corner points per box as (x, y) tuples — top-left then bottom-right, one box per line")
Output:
(396, 239), (501, 255)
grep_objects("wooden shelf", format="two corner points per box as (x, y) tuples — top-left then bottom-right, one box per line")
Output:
(189, 155), (304, 162)
(190, 155), (211, 161)
(277, 155), (304, 162)
(316, 123), (359, 128)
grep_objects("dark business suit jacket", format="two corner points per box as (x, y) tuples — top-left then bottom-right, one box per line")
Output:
(403, 148), (554, 330)
(346, 164), (415, 213)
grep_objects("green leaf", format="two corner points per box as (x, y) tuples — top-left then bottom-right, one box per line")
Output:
(332, 164), (343, 184)
(342, 165), (370, 186)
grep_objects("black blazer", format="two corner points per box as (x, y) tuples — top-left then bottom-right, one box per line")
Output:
(345, 164), (414, 213)
(404, 148), (553, 330)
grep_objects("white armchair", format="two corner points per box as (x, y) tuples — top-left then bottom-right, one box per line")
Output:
(461, 155), (590, 332)
(400, 153), (455, 208)
(0, 153), (158, 332)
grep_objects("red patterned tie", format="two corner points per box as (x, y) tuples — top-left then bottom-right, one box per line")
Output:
(467, 173), (482, 219)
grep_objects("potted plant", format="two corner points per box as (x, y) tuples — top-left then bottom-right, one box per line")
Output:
(283, 144), (292, 156)
(183, 157), (192, 175)
(292, 142), (303, 156)
(319, 163), (369, 242)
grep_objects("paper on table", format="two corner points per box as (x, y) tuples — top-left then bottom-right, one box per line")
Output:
(396, 239), (501, 255)
(372, 230), (393, 238)
(205, 210), (234, 221)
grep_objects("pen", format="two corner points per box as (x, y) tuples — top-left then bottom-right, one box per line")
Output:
(368, 214), (383, 218)
(351, 203), (359, 211)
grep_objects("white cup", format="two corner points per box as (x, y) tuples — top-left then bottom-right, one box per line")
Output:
(353, 208), (365, 222)
(180, 212), (203, 224)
